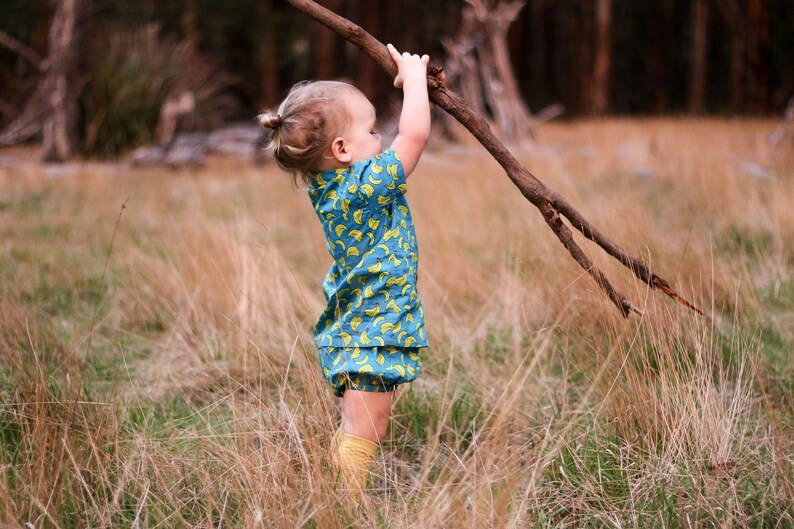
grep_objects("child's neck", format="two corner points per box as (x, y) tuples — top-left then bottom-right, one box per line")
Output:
(315, 155), (369, 172)
(315, 159), (349, 172)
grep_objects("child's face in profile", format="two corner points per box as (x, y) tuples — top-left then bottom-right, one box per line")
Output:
(339, 93), (383, 165)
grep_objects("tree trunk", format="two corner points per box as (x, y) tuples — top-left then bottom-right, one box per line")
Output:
(529, 0), (549, 104)
(688, 0), (709, 113)
(729, 35), (745, 111)
(462, 0), (535, 140)
(313, 0), (341, 79)
(40, 0), (83, 162)
(402, 0), (421, 54)
(649, 1), (674, 113)
(442, 8), (487, 118)
(746, 0), (769, 112)
(256, 0), (281, 108)
(439, 8), (486, 140)
(718, 0), (746, 111)
(485, 1), (535, 139)
(574, 1), (591, 114)
(355, 4), (381, 102)
(591, 0), (612, 115)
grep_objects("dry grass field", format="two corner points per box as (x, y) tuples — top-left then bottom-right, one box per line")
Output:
(1, 118), (792, 528)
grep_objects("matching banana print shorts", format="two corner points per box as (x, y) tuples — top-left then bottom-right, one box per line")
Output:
(318, 345), (422, 397)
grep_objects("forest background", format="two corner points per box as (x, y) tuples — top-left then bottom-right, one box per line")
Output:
(1, 0), (793, 158)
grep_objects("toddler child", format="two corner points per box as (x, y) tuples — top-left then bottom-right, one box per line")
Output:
(260, 44), (432, 493)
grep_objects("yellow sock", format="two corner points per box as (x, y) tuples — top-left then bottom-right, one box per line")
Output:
(331, 428), (378, 494)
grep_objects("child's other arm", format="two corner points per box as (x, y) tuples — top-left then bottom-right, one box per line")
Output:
(387, 43), (430, 178)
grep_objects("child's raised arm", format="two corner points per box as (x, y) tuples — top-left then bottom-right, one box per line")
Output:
(387, 43), (431, 178)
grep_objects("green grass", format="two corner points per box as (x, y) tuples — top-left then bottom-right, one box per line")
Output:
(1, 119), (793, 527)
(540, 424), (794, 528)
(715, 224), (775, 260)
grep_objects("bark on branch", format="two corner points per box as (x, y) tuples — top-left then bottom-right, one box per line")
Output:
(285, 0), (702, 318)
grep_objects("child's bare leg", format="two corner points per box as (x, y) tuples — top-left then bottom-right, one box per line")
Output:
(332, 389), (392, 494)
(341, 390), (393, 444)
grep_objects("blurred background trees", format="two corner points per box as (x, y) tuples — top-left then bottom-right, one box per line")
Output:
(0, 0), (792, 158)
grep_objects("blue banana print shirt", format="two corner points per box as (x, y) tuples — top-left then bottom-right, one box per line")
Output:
(308, 149), (429, 349)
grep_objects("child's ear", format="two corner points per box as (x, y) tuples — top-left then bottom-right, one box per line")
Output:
(330, 137), (352, 164)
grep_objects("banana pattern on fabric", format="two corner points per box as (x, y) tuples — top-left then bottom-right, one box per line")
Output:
(308, 149), (429, 352)
(318, 345), (422, 397)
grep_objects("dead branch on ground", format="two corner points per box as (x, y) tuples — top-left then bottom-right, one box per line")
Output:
(285, 0), (702, 318)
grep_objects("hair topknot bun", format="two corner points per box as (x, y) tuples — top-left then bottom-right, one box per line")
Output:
(259, 112), (283, 130)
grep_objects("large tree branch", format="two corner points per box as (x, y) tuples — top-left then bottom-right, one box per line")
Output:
(285, 0), (702, 317)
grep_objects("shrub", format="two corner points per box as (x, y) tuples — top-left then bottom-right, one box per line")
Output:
(80, 24), (238, 158)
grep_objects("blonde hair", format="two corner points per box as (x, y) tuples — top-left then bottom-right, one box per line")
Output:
(259, 80), (364, 183)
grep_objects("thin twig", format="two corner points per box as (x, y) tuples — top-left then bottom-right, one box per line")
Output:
(86, 198), (129, 359)
(0, 29), (45, 69)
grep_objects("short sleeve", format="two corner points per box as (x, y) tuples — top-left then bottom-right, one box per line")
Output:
(356, 149), (407, 209)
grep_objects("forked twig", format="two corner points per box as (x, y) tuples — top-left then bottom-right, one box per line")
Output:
(285, 0), (702, 318)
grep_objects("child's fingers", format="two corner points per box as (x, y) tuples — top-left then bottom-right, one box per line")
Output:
(388, 44), (430, 87)
(386, 43), (401, 62)
(392, 46), (430, 65)
(400, 52), (430, 72)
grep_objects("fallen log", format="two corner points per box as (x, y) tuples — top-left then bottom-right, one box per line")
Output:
(130, 124), (269, 167)
(285, 0), (702, 318)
